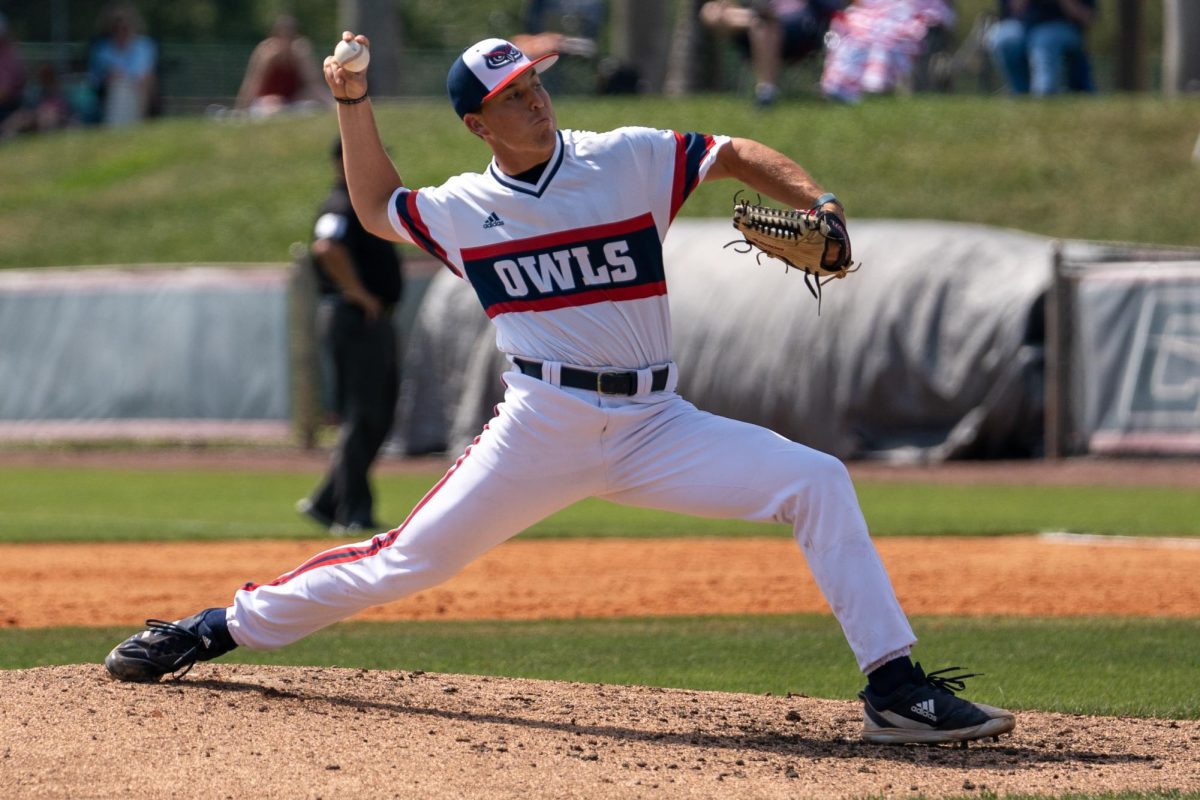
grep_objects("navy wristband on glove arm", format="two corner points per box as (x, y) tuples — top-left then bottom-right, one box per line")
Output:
(814, 192), (842, 209)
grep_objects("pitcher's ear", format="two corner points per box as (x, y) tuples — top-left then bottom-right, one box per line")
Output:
(463, 113), (487, 138)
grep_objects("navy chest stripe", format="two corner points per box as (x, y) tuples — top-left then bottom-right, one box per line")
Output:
(461, 214), (665, 317)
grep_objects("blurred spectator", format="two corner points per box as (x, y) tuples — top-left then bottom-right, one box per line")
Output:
(820, 0), (955, 103)
(88, 2), (158, 126)
(511, 0), (605, 94)
(235, 14), (331, 118)
(0, 12), (27, 127)
(985, 0), (1096, 95)
(700, 0), (845, 106)
(513, 0), (604, 68)
(296, 138), (404, 537)
(1, 64), (74, 140)
(510, 31), (598, 61)
(523, 0), (606, 44)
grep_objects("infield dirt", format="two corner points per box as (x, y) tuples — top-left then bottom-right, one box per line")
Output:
(1, 452), (1198, 798)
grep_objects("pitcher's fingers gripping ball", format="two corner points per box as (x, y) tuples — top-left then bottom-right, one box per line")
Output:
(334, 37), (370, 72)
(730, 196), (858, 306)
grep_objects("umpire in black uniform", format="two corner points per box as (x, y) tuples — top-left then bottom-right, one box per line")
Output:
(297, 137), (403, 535)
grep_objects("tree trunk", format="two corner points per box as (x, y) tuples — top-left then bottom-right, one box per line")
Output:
(1163, 0), (1200, 95)
(338, 0), (402, 97)
(1113, 0), (1143, 91)
(663, 0), (702, 96)
(610, 0), (671, 93)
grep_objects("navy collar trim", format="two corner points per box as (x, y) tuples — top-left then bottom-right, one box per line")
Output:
(488, 131), (565, 198)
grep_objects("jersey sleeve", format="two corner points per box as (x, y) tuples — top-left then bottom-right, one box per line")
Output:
(386, 186), (463, 278)
(613, 126), (729, 227)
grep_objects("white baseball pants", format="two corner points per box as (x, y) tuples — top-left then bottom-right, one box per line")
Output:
(227, 368), (916, 673)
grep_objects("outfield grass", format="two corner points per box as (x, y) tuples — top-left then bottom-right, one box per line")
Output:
(1, 95), (1198, 269)
(3, 615), (1197, 720)
(2, 465), (1198, 542)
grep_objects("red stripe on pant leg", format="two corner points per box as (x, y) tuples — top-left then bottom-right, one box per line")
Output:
(241, 428), (488, 591)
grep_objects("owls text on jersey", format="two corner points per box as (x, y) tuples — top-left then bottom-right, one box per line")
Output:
(386, 126), (729, 369)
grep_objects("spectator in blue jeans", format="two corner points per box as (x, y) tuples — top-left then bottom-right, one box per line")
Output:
(986, 0), (1096, 95)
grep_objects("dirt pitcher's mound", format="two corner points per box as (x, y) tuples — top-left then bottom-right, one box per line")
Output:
(2, 665), (1197, 799)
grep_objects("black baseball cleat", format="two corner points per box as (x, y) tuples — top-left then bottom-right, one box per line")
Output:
(859, 664), (1015, 745)
(104, 608), (237, 682)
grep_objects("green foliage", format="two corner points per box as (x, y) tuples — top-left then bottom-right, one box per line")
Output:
(5, 615), (1198, 719)
(5, 0), (336, 44)
(3, 0), (1167, 72)
(3, 0), (529, 47)
(3, 465), (1200, 543)
(2, 94), (1198, 270)
(398, 0), (526, 50)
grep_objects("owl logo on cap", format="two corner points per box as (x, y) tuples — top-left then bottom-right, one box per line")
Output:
(484, 43), (524, 69)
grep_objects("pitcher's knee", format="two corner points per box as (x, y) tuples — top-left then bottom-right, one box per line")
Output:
(796, 449), (854, 497)
(777, 450), (861, 530)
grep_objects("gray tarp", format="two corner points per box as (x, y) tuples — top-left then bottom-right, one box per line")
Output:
(391, 219), (1053, 461)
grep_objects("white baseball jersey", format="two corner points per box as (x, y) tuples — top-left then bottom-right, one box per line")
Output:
(228, 125), (917, 675)
(386, 126), (727, 368)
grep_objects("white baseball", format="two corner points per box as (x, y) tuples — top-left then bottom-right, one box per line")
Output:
(334, 39), (370, 73)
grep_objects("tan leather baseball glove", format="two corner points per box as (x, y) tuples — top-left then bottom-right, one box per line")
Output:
(730, 198), (858, 304)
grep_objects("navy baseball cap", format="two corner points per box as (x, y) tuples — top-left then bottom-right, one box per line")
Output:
(447, 38), (559, 118)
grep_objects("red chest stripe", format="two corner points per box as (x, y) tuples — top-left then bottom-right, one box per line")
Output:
(461, 213), (656, 261)
(484, 279), (666, 318)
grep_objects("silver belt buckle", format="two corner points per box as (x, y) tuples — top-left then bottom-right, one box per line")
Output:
(595, 370), (623, 395)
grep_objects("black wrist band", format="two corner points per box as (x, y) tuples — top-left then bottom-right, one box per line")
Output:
(336, 93), (368, 105)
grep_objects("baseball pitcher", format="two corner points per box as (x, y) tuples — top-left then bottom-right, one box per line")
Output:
(105, 32), (1014, 746)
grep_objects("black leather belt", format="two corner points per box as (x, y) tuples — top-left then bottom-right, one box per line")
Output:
(514, 358), (668, 396)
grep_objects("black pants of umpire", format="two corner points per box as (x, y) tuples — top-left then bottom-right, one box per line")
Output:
(308, 297), (399, 529)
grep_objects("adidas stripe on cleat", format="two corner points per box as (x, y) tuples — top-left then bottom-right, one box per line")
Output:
(859, 664), (1015, 745)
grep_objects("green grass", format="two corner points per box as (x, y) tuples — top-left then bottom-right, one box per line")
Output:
(852, 482), (1200, 537)
(998, 795), (1198, 800)
(3, 465), (1199, 542)
(4, 615), (1197, 719)
(1, 95), (1198, 269)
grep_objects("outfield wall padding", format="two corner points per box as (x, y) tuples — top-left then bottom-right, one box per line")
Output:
(0, 267), (291, 433)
